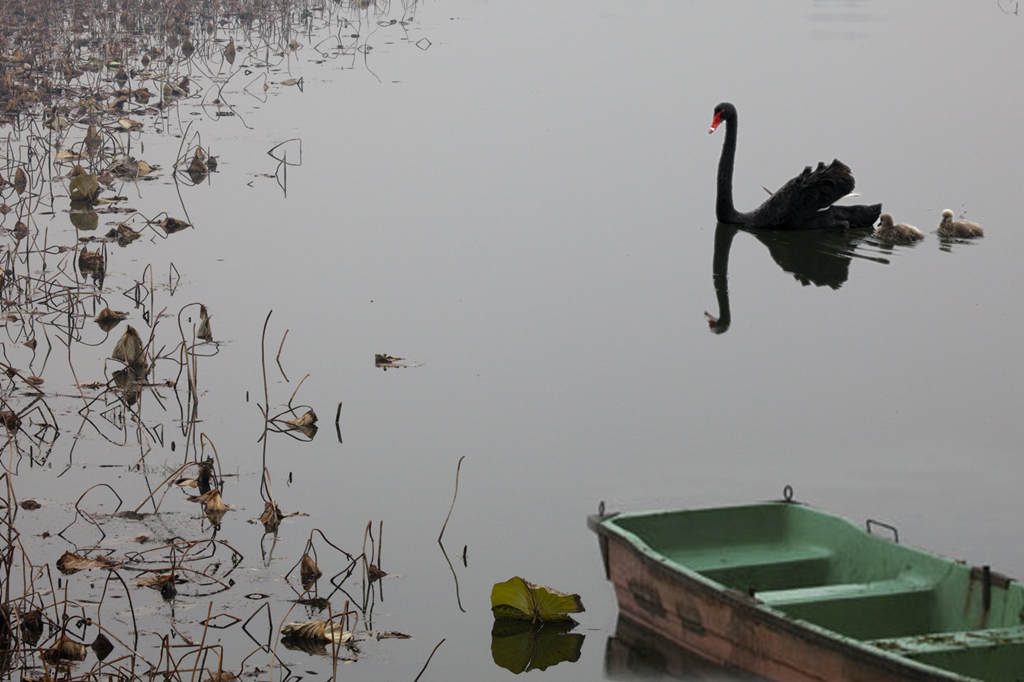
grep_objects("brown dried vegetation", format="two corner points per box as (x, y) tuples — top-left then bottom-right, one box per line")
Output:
(0, 0), (422, 679)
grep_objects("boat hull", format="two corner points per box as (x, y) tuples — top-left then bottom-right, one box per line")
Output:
(599, 529), (962, 682)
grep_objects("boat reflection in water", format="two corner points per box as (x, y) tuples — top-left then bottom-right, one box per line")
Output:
(606, 615), (766, 681)
(705, 223), (886, 334)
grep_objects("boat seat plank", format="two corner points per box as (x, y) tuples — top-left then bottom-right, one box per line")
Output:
(671, 543), (832, 573)
(758, 575), (934, 607)
(868, 625), (1024, 656)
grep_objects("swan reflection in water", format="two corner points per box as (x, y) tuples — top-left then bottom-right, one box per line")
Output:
(705, 223), (888, 334)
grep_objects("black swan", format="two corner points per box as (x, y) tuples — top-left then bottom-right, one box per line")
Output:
(875, 213), (924, 243)
(938, 209), (984, 238)
(709, 103), (881, 230)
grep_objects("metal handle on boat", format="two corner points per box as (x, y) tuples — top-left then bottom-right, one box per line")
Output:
(865, 518), (899, 543)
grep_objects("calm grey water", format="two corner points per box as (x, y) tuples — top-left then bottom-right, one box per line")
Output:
(16, 0), (1024, 680)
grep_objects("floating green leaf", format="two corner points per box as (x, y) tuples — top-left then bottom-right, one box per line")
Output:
(69, 173), (100, 202)
(491, 620), (584, 673)
(491, 576), (584, 623)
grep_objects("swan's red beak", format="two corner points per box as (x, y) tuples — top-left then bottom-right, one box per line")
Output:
(709, 112), (723, 134)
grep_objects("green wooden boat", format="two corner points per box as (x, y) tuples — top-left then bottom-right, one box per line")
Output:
(588, 500), (1024, 682)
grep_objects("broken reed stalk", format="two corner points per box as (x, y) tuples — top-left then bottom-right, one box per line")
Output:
(438, 456), (465, 543)
(329, 599), (339, 680)
(98, 568), (141, 652)
(189, 603), (214, 682)
(62, 290), (90, 410)
(276, 329), (289, 382)
(259, 466), (275, 507)
(413, 638), (446, 682)
(437, 539), (466, 614)
(175, 302), (210, 410)
(285, 373), (309, 409)
(199, 433), (225, 483)
(283, 529), (356, 585)
(260, 310), (272, 425)
(132, 461), (199, 514)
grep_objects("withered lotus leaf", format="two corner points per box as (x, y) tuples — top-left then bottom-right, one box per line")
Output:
(161, 217), (191, 234)
(188, 489), (229, 512)
(197, 304), (213, 341)
(286, 409), (317, 428)
(42, 636), (88, 663)
(260, 501), (284, 532)
(105, 222), (141, 246)
(111, 325), (146, 369)
(56, 550), (121, 574)
(78, 247), (104, 273)
(206, 672), (238, 682)
(300, 554), (321, 588)
(281, 621), (352, 643)
(0, 410), (21, 431)
(20, 609), (43, 645)
(95, 307), (128, 331)
(188, 149), (208, 181)
(85, 124), (102, 154)
(205, 507), (227, 527)
(368, 563), (387, 583)
(92, 633), (114, 660)
(13, 168), (27, 194)
(136, 573), (185, 589)
(376, 631), (412, 640)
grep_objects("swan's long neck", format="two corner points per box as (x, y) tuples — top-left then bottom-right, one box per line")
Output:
(716, 115), (740, 223)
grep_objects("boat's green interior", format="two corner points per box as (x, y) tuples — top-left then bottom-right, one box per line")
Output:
(607, 503), (1024, 681)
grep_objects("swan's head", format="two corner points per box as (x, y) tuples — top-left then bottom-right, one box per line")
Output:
(941, 209), (955, 221)
(877, 213), (894, 228)
(709, 102), (736, 134)
(704, 311), (729, 334)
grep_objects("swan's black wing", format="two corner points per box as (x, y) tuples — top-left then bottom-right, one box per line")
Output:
(748, 159), (856, 228)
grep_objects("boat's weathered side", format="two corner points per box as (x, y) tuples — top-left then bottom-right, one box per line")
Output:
(589, 512), (973, 682)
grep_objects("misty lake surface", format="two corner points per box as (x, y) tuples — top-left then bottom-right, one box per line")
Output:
(8, 0), (1024, 680)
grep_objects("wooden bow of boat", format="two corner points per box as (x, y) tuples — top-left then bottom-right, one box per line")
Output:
(589, 502), (1024, 682)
